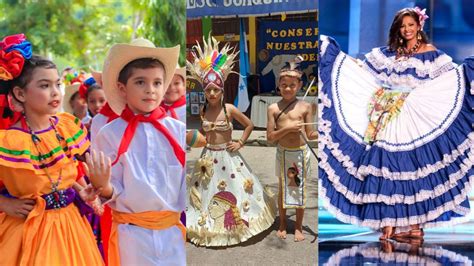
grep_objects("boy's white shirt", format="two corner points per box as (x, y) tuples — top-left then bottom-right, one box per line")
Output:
(89, 113), (108, 141)
(81, 112), (92, 126)
(164, 104), (186, 124)
(92, 115), (186, 213)
(92, 114), (186, 265)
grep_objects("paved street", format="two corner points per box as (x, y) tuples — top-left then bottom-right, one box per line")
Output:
(186, 130), (318, 265)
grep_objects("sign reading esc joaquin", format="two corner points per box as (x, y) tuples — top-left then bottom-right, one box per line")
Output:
(187, 0), (316, 18)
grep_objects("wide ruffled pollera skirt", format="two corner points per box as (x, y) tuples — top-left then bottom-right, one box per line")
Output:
(318, 35), (474, 233)
(186, 143), (276, 246)
(0, 200), (104, 265)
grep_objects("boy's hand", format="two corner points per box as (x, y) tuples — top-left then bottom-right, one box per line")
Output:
(1, 197), (36, 219)
(84, 150), (112, 190)
(226, 141), (243, 152)
(308, 130), (318, 140)
(287, 121), (303, 133)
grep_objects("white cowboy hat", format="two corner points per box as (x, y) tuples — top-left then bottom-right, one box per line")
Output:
(174, 66), (186, 81)
(102, 38), (180, 114)
(62, 83), (80, 114)
(91, 70), (102, 86)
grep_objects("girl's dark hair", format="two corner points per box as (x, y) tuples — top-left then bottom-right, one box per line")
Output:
(0, 55), (56, 118)
(85, 83), (103, 100)
(388, 8), (429, 51)
(11, 55), (57, 92)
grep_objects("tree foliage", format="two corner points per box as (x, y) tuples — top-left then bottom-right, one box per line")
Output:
(0, 0), (185, 70)
(131, 0), (186, 66)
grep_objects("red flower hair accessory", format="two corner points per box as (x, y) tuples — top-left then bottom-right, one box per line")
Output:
(414, 7), (429, 30)
(0, 33), (32, 81)
(78, 77), (96, 99)
(0, 34), (26, 51)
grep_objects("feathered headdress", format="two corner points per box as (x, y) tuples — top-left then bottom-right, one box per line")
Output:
(279, 55), (304, 80)
(187, 34), (238, 90)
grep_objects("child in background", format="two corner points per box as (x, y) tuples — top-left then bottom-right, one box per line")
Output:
(65, 84), (88, 121)
(85, 82), (106, 117)
(87, 38), (186, 265)
(89, 71), (119, 140)
(63, 76), (92, 125)
(266, 56), (317, 242)
(161, 66), (186, 123)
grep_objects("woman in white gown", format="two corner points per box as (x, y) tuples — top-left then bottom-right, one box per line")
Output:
(318, 7), (474, 241)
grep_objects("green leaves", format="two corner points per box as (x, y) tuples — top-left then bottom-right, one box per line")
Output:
(0, 0), (185, 70)
(133, 0), (186, 66)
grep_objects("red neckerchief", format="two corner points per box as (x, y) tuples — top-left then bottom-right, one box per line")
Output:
(160, 96), (186, 120)
(99, 102), (119, 123)
(111, 105), (185, 167)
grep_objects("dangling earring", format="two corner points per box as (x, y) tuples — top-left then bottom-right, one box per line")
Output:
(417, 31), (422, 41)
(399, 38), (403, 45)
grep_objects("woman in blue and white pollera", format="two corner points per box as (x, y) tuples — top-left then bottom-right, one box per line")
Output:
(318, 7), (474, 241)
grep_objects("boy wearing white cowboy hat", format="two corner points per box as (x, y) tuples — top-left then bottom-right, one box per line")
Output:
(86, 38), (186, 265)
(161, 66), (186, 123)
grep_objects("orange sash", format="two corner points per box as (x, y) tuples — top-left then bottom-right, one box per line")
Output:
(108, 210), (186, 266)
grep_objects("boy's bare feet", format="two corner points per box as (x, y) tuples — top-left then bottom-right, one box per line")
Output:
(277, 221), (287, 239)
(294, 228), (305, 242)
(294, 208), (305, 242)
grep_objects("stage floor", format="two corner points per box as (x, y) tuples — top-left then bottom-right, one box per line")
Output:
(318, 202), (474, 265)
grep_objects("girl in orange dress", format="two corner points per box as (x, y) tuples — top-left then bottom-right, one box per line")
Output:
(0, 34), (103, 265)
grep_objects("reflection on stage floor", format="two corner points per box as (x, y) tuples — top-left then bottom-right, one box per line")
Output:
(318, 202), (474, 265)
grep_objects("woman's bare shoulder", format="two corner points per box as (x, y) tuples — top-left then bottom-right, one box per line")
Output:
(421, 43), (437, 52)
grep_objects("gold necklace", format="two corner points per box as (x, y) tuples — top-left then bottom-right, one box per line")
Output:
(397, 40), (421, 59)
